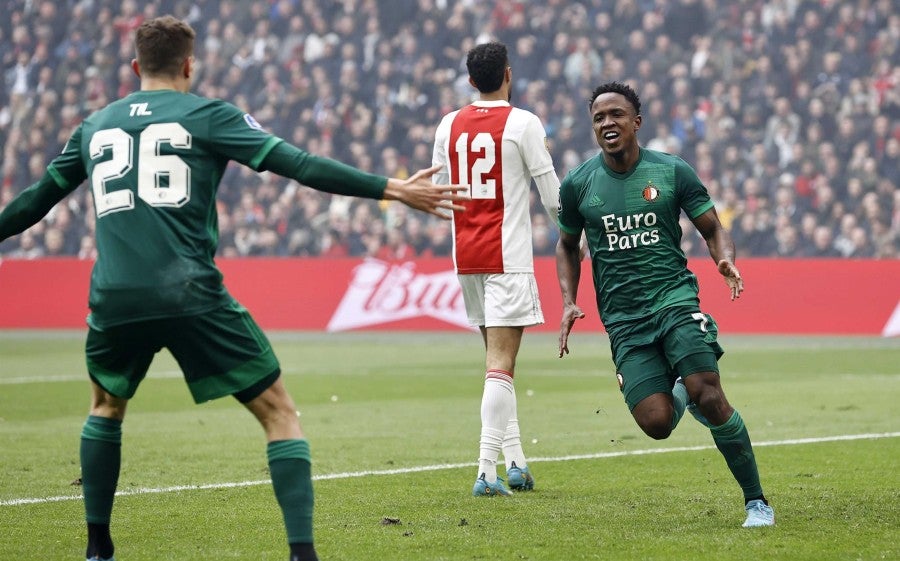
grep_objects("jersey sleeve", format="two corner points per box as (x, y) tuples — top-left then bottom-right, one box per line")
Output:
(260, 142), (386, 198)
(431, 113), (452, 186)
(533, 170), (560, 223)
(46, 124), (88, 191)
(675, 158), (714, 219)
(519, 113), (555, 177)
(557, 172), (584, 235)
(0, 125), (84, 240)
(205, 101), (282, 170)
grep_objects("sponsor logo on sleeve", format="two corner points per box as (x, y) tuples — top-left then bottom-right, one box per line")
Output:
(243, 113), (264, 130)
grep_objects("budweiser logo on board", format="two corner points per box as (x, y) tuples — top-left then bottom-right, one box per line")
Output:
(327, 259), (469, 331)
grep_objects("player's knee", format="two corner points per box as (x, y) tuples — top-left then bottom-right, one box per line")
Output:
(643, 423), (673, 440)
(636, 414), (673, 440)
(89, 388), (127, 420)
(267, 400), (299, 425)
(632, 394), (675, 440)
(692, 381), (723, 410)
(691, 381), (732, 425)
(245, 386), (299, 432)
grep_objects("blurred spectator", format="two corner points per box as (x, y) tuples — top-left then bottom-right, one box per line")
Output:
(805, 225), (841, 258)
(0, 0), (896, 260)
(377, 226), (415, 261)
(8, 229), (43, 258)
(774, 224), (801, 258)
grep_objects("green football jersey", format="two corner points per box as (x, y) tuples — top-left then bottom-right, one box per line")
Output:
(47, 89), (282, 329)
(558, 147), (714, 326)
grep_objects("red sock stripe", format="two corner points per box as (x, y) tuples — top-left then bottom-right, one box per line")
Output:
(485, 369), (513, 383)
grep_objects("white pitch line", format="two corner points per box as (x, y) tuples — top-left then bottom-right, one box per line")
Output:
(2, 431), (898, 507)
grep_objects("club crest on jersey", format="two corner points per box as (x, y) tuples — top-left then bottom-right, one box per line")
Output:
(642, 181), (659, 202)
(243, 113), (264, 130)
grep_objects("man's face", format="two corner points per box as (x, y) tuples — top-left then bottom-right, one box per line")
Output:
(590, 92), (641, 155)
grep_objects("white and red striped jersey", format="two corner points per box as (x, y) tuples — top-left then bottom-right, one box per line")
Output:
(432, 100), (556, 274)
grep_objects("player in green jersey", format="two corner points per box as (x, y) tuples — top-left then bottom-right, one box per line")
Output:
(0, 16), (466, 561)
(555, 81), (775, 528)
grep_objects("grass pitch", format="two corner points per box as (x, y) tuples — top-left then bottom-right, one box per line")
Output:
(0, 331), (897, 560)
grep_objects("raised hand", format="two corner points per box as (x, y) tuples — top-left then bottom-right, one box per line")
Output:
(384, 164), (468, 219)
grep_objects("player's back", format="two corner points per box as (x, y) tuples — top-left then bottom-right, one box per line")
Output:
(436, 100), (553, 274)
(74, 90), (277, 328)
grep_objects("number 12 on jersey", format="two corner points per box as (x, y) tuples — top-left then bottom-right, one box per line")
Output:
(454, 131), (497, 200)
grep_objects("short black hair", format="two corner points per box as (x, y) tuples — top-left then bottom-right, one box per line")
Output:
(466, 42), (508, 93)
(589, 81), (641, 115)
(135, 16), (195, 78)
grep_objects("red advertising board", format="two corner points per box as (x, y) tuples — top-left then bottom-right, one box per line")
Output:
(0, 257), (898, 335)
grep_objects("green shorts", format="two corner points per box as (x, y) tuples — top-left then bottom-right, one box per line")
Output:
(85, 300), (280, 404)
(607, 305), (724, 410)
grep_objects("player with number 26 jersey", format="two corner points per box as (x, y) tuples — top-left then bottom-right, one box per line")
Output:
(0, 17), (471, 561)
(48, 90), (277, 329)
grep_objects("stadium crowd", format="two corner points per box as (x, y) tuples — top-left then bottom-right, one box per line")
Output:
(0, 0), (898, 260)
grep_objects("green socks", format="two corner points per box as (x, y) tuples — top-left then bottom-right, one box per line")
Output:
(80, 420), (317, 559)
(670, 381), (688, 430)
(710, 410), (764, 500)
(268, 439), (316, 547)
(81, 415), (122, 560)
(80, 415), (122, 524)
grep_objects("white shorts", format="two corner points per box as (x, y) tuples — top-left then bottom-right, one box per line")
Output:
(457, 273), (544, 328)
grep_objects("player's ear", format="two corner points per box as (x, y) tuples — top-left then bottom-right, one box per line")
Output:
(633, 114), (642, 133)
(182, 56), (193, 78)
(468, 76), (477, 90)
(131, 59), (141, 78)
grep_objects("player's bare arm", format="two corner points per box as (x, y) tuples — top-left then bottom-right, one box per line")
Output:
(556, 229), (586, 357)
(692, 207), (744, 301)
(383, 164), (468, 219)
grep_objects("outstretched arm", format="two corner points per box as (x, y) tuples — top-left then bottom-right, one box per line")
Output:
(556, 229), (585, 357)
(692, 207), (743, 300)
(260, 143), (467, 219)
(0, 173), (69, 243)
(383, 164), (467, 219)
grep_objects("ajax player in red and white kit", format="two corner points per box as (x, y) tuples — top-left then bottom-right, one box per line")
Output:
(432, 41), (561, 496)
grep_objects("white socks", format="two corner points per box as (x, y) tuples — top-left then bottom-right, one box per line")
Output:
(477, 370), (519, 482)
(502, 417), (527, 471)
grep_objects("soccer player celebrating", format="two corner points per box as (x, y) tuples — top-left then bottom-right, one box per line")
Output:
(555, 81), (775, 527)
(0, 16), (466, 561)
(432, 41), (561, 496)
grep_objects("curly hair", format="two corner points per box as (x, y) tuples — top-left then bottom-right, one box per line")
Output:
(466, 42), (508, 93)
(589, 81), (642, 116)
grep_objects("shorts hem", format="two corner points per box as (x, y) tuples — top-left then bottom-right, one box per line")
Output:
(483, 318), (544, 328)
(233, 369), (281, 403)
